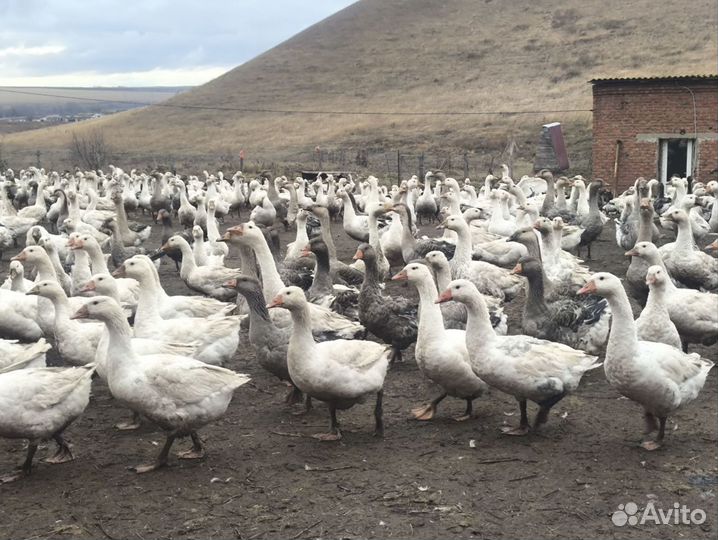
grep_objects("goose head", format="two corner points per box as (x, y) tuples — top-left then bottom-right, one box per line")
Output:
(11, 245), (46, 264)
(26, 279), (64, 299)
(8, 260), (23, 279)
(353, 242), (375, 263)
(510, 256), (542, 278)
(219, 221), (262, 244)
(704, 239), (718, 253)
(441, 214), (467, 232)
(662, 208), (688, 224)
(391, 261), (432, 283)
(161, 235), (189, 253)
(224, 274), (262, 296)
(577, 272), (621, 297)
(424, 250), (449, 271)
(624, 241), (660, 261)
(266, 286), (305, 310)
(645, 265), (669, 287)
(70, 296), (122, 321)
(436, 278), (478, 304)
(192, 226), (204, 241)
(79, 273), (118, 297)
(113, 255), (152, 280)
(532, 217), (554, 235)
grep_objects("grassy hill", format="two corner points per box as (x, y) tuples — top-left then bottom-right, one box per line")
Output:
(2, 0), (716, 177)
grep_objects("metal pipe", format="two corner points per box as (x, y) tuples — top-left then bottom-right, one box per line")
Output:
(613, 140), (622, 194)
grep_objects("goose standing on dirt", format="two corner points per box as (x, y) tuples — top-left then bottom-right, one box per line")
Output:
(267, 286), (390, 441)
(393, 263), (487, 421)
(578, 273), (714, 450)
(437, 279), (601, 435)
(72, 297), (250, 472)
(0, 363), (95, 483)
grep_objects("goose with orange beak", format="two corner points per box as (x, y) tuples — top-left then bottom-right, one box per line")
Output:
(578, 272), (714, 450)
(393, 263), (486, 422)
(440, 278), (600, 436)
(266, 285), (390, 441)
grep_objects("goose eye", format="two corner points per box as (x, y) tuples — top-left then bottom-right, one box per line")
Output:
(286, 291), (292, 296)
(92, 301), (98, 305)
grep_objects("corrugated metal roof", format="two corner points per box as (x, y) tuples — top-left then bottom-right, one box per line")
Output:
(590, 74), (717, 83)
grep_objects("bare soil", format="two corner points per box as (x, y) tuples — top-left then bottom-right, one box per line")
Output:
(0, 212), (715, 540)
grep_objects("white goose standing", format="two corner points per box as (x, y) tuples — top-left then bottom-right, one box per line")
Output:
(578, 273), (714, 450)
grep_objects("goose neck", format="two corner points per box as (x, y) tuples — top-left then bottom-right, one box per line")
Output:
(604, 287), (639, 363)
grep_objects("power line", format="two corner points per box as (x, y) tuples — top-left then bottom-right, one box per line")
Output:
(0, 86), (592, 116)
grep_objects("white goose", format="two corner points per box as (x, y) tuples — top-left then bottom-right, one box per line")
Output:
(267, 286), (390, 440)
(71, 297), (249, 473)
(26, 281), (103, 366)
(161, 235), (239, 300)
(392, 263), (487, 421)
(438, 278), (600, 435)
(114, 257), (240, 366)
(635, 266), (682, 349)
(626, 242), (718, 350)
(0, 363), (95, 483)
(578, 273), (714, 450)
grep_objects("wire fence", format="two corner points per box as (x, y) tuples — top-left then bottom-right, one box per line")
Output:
(2, 143), (592, 183)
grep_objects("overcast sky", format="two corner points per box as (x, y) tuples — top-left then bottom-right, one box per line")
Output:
(0, 0), (355, 87)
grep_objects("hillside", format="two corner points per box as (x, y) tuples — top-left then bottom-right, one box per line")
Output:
(2, 0), (716, 176)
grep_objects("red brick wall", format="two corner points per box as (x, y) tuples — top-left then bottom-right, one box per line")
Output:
(592, 79), (718, 193)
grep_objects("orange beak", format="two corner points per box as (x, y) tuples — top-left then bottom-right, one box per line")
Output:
(577, 281), (597, 295)
(624, 249), (637, 257)
(645, 275), (656, 285)
(300, 245), (312, 258)
(266, 295), (284, 309)
(78, 281), (96, 294)
(352, 249), (364, 260)
(112, 265), (126, 278)
(10, 251), (27, 262)
(391, 270), (408, 281)
(160, 242), (171, 252)
(435, 289), (453, 304)
(510, 263), (523, 275)
(69, 305), (89, 320)
(223, 278), (237, 288)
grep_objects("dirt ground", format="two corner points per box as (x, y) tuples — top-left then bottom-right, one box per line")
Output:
(0, 209), (716, 540)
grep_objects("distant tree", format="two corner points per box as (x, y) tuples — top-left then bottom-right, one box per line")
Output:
(69, 129), (111, 170)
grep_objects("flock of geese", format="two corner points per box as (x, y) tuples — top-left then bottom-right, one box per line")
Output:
(0, 165), (716, 483)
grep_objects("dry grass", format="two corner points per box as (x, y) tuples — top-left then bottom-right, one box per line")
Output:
(2, 0), (716, 174)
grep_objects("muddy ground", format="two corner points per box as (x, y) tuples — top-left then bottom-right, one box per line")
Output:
(0, 209), (716, 540)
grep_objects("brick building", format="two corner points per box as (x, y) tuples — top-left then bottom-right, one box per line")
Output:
(591, 75), (718, 194)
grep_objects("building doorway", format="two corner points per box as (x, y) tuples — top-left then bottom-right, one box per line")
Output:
(660, 139), (694, 183)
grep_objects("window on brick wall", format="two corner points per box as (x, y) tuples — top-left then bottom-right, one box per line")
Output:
(659, 139), (695, 184)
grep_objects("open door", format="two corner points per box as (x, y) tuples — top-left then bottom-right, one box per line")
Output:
(660, 139), (694, 183)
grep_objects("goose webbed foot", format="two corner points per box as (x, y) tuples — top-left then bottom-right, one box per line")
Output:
(640, 416), (666, 451)
(501, 399), (530, 436)
(177, 432), (205, 460)
(44, 434), (74, 464)
(1, 441), (37, 483)
(411, 393), (447, 421)
(130, 434), (175, 473)
(453, 399), (473, 422)
(115, 411), (142, 431)
(313, 406), (342, 441)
